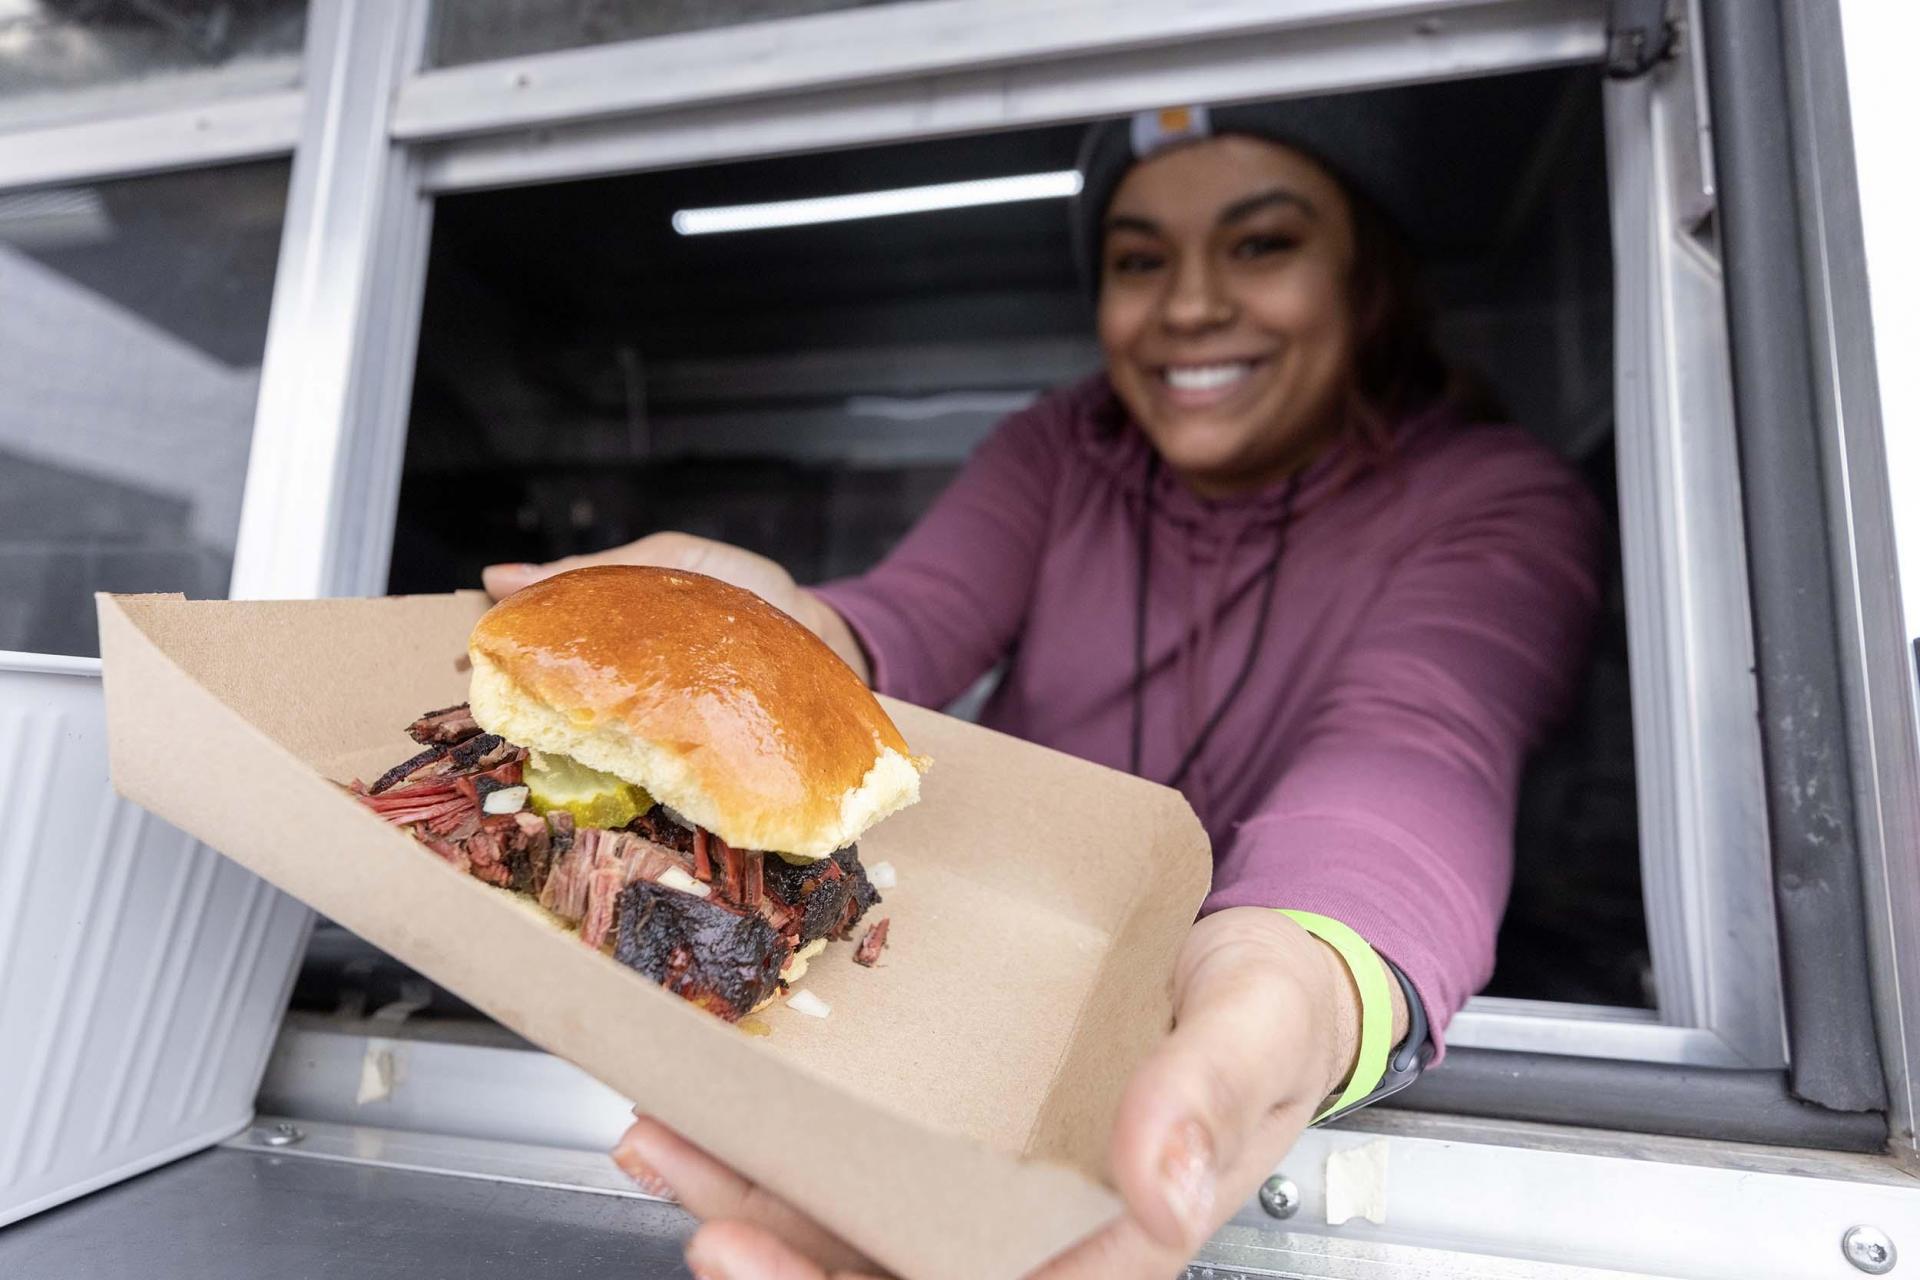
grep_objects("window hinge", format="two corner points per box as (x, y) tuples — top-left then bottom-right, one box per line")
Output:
(1607, 0), (1678, 79)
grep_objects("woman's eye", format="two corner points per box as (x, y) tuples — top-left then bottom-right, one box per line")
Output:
(1232, 233), (1298, 260)
(1108, 251), (1165, 276)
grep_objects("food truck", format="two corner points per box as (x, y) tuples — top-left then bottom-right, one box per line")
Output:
(1, 1), (1915, 1276)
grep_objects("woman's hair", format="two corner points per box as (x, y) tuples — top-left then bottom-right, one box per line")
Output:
(1336, 175), (1500, 462)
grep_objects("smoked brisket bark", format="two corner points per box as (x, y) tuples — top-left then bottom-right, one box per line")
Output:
(831, 845), (881, 938)
(763, 854), (855, 946)
(613, 880), (790, 1021)
(407, 703), (482, 745)
(757, 843), (883, 945)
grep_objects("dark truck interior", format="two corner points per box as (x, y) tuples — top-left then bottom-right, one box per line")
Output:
(339, 65), (1646, 1014)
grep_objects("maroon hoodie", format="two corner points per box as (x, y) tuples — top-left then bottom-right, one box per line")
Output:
(815, 374), (1603, 1044)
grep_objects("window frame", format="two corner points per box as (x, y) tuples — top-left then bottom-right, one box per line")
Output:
(377, 0), (1782, 1074)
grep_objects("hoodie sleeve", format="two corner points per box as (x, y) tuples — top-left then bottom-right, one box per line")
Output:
(810, 391), (1070, 709)
(1202, 436), (1605, 1047)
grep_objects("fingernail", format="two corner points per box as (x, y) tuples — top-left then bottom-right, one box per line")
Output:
(684, 1247), (728, 1280)
(612, 1141), (675, 1201)
(1159, 1119), (1215, 1240)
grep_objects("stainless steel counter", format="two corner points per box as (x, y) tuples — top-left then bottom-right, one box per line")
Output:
(0, 1143), (695, 1280)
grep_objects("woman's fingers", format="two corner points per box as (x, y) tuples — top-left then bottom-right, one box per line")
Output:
(480, 531), (795, 604)
(614, 1118), (881, 1274)
(1104, 908), (1339, 1253)
(687, 1220), (889, 1280)
(481, 561), (548, 599)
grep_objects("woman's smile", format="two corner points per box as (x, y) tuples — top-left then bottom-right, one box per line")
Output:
(1155, 356), (1273, 410)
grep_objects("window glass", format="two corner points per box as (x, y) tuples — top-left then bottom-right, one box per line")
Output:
(0, 1), (307, 133)
(431, 0), (908, 67)
(0, 160), (289, 656)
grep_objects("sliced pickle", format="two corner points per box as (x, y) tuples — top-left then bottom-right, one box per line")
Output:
(525, 751), (652, 828)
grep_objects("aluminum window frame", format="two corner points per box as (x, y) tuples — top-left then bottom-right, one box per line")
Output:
(0, 0), (1830, 1107)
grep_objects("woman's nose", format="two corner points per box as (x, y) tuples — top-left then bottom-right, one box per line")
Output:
(1159, 258), (1234, 333)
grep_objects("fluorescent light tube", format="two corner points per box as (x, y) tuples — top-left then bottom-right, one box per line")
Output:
(672, 170), (1084, 235)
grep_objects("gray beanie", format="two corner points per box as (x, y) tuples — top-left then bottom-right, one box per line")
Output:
(1071, 99), (1420, 292)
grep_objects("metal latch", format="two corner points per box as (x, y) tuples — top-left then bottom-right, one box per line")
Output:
(1607, 0), (1678, 78)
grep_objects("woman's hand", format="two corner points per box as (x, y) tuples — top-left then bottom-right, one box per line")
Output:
(483, 533), (869, 682)
(612, 907), (1406, 1279)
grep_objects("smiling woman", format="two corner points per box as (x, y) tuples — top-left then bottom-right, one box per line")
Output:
(479, 96), (1607, 1280)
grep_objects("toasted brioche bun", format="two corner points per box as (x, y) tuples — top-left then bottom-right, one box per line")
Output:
(467, 565), (925, 859)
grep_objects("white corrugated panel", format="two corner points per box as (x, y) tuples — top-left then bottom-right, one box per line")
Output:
(0, 655), (311, 1226)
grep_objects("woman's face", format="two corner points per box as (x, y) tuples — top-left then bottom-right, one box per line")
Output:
(1097, 136), (1358, 498)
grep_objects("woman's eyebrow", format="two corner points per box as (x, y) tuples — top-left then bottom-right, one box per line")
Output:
(1217, 188), (1317, 226)
(1104, 213), (1161, 237)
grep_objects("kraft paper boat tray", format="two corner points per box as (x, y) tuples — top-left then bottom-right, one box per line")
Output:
(97, 590), (1211, 1280)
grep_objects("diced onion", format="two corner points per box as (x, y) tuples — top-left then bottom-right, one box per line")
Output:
(657, 865), (712, 898)
(481, 785), (529, 815)
(866, 860), (897, 890)
(786, 989), (832, 1018)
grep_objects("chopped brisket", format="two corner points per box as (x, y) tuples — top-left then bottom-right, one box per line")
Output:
(465, 822), (512, 887)
(540, 825), (599, 923)
(366, 732), (520, 796)
(704, 834), (763, 911)
(450, 733), (517, 773)
(355, 708), (885, 1024)
(407, 703), (482, 745)
(748, 844), (881, 945)
(612, 880), (790, 1022)
(504, 810), (553, 893)
(368, 742), (451, 795)
(627, 805), (695, 855)
(579, 834), (629, 947)
(830, 844), (882, 939)
(578, 831), (696, 947)
(854, 917), (890, 967)
(762, 854), (853, 947)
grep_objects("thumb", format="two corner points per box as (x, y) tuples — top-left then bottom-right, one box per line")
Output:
(481, 561), (549, 599)
(1107, 911), (1336, 1251)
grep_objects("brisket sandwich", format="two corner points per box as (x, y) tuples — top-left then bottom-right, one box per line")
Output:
(353, 565), (925, 1020)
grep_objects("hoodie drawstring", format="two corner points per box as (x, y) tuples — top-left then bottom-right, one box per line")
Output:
(1129, 452), (1302, 803)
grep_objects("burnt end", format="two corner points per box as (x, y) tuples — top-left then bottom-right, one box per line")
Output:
(613, 881), (789, 1021)
(762, 855), (853, 946)
(831, 844), (881, 937)
(626, 805), (695, 855)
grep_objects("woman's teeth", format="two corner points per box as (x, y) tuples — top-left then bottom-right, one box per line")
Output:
(1162, 361), (1254, 392)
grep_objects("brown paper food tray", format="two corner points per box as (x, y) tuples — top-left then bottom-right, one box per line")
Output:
(96, 590), (1211, 1280)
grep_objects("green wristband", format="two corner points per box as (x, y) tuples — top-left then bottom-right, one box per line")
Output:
(1276, 909), (1394, 1123)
